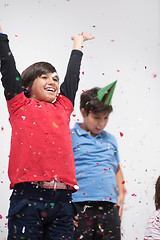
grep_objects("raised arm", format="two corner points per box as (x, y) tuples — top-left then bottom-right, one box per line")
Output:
(0, 25), (22, 100)
(60, 33), (94, 106)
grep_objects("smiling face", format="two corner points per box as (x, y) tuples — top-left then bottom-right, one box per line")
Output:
(80, 109), (110, 137)
(30, 72), (59, 103)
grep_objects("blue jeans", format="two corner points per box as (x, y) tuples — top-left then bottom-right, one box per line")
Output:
(7, 182), (76, 240)
(73, 201), (121, 240)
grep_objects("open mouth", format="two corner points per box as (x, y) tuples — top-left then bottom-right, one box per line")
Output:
(45, 87), (56, 92)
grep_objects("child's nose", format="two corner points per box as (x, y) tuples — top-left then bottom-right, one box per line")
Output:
(48, 78), (55, 84)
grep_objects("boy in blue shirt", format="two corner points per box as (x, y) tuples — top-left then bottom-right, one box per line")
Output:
(71, 85), (124, 240)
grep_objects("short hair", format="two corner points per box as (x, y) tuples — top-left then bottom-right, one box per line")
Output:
(155, 176), (160, 210)
(21, 62), (57, 97)
(80, 87), (113, 115)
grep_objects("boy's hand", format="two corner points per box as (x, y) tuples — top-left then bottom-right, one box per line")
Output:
(71, 32), (94, 51)
(117, 192), (124, 220)
(0, 25), (3, 33)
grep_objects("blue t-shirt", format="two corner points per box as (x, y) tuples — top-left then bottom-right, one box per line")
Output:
(71, 122), (120, 203)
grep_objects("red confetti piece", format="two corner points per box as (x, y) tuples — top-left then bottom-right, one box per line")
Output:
(117, 70), (120, 72)
(82, 72), (84, 75)
(72, 114), (76, 117)
(102, 168), (107, 175)
(121, 180), (125, 184)
(131, 193), (137, 197)
(83, 193), (87, 195)
(96, 163), (99, 165)
(1, 127), (4, 131)
(153, 74), (157, 78)
(109, 198), (112, 201)
(0, 215), (2, 219)
(120, 132), (124, 137)
(102, 73), (105, 75)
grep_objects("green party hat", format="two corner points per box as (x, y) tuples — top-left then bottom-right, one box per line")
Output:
(97, 80), (117, 105)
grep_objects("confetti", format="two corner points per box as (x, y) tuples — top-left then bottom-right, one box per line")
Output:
(52, 122), (59, 128)
(153, 74), (157, 78)
(92, 25), (96, 28)
(121, 180), (125, 184)
(82, 72), (84, 75)
(131, 193), (137, 197)
(120, 132), (124, 137)
(50, 203), (55, 208)
(16, 77), (20, 81)
(0, 215), (2, 219)
(15, 35), (18, 38)
(117, 70), (120, 72)
(1, 127), (4, 131)
(22, 226), (25, 233)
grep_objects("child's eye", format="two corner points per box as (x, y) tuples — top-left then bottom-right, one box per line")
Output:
(53, 78), (58, 82)
(94, 116), (99, 119)
(41, 76), (47, 79)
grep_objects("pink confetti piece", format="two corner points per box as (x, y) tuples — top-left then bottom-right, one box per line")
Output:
(0, 215), (2, 219)
(117, 70), (120, 72)
(102, 73), (105, 75)
(120, 132), (124, 137)
(102, 168), (107, 175)
(153, 74), (157, 78)
(15, 35), (18, 38)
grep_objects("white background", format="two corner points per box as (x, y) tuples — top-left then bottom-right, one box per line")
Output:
(0, 0), (160, 239)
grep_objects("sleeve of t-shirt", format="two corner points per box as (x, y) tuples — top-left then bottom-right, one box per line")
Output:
(0, 34), (22, 100)
(108, 133), (120, 164)
(60, 50), (83, 107)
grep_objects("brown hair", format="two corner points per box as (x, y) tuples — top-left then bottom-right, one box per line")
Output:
(80, 87), (113, 115)
(155, 176), (160, 210)
(21, 62), (57, 97)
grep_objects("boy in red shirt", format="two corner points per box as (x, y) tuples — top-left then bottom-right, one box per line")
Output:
(0, 25), (94, 240)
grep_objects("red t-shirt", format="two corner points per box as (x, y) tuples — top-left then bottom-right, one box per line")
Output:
(7, 92), (78, 191)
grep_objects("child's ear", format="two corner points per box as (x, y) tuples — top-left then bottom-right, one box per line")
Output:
(80, 108), (87, 118)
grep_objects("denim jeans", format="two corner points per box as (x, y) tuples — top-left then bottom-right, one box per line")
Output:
(7, 182), (76, 240)
(73, 201), (121, 240)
